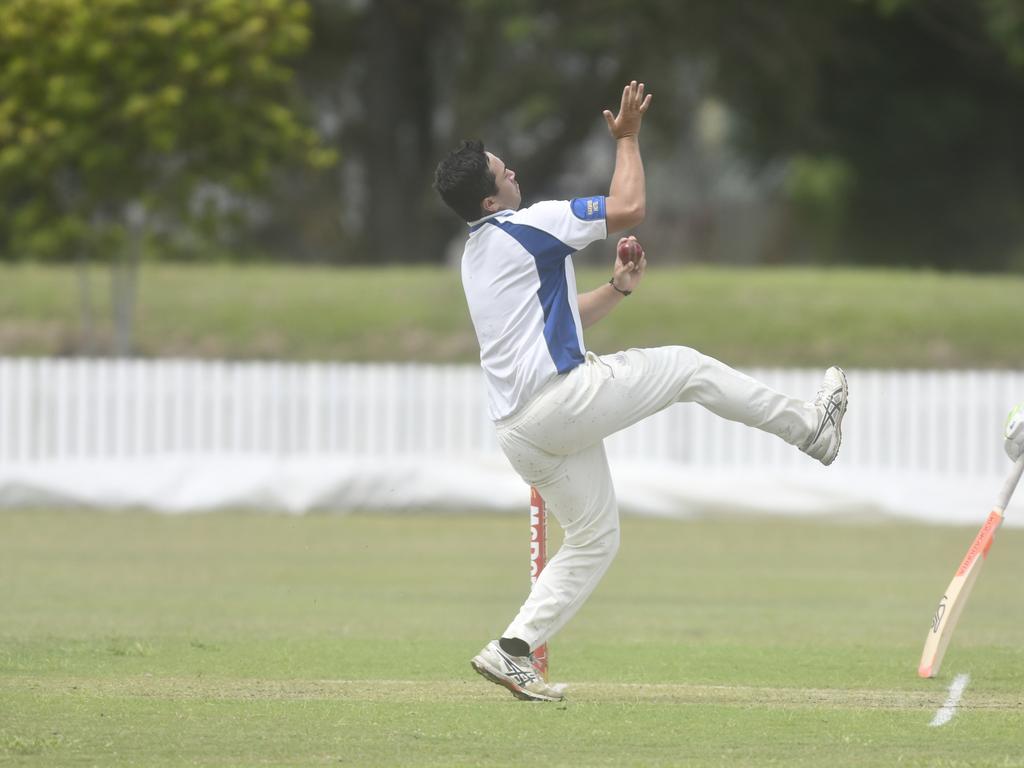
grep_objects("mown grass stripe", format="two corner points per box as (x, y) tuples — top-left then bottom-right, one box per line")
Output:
(4, 675), (1020, 712)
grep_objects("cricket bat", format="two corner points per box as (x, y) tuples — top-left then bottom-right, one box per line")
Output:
(918, 455), (1024, 678)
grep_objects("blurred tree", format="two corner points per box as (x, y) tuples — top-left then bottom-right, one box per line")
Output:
(706, 0), (1024, 269)
(303, 0), (1024, 270)
(280, 0), (713, 264)
(275, 0), (1024, 270)
(4, 0), (1024, 274)
(0, 0), (335, 354)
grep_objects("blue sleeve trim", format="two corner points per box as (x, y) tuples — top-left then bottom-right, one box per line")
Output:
(570, 196), (606, 221)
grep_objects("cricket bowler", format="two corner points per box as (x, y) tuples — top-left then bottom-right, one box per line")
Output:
(433, 81), (849, 701)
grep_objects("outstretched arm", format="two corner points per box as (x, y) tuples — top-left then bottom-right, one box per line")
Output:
(578, 236), (647, 329)
(603, 81), (652, 235)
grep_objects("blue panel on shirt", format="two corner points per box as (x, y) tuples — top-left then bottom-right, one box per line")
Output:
(570, 196), (606, 221)
(489, 220), (585, 375)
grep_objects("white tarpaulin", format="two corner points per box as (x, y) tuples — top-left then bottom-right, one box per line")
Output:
(1, 454), (1021, 526)
(2, 359), (1022, 525)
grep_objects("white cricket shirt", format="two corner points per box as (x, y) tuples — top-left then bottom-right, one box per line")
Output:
(461, 197), (607, 421)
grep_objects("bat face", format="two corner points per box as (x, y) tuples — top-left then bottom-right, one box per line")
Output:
(930, 596), (947, 634)
(919, 456), (1024, 679)
(918, 510), (1002, 679)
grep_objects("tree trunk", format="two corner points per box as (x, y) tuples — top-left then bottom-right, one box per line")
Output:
(363, 0), (444, 262)
(111, 204), (144, 357)
(76, 248), (94, 355)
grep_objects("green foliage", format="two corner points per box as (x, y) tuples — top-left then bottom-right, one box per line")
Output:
(285, 0), (1024, 269)
(707, 0), (1024, 270)
(785, 155), (856, 262)
(0, 0), (334, 261)
(984, 0), (1024, 69)
(785, 155), (855, 213)
(4, 0), (1024, 270)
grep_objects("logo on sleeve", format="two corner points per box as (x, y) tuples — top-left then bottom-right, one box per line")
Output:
(570, 196), (605, 221)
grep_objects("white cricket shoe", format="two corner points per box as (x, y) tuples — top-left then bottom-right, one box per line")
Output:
(801, 366), (849, 466)
(470, 641), (567, 702)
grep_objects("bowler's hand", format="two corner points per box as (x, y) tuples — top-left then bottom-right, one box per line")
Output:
(611, 236), (647, 294)
(603, 81), (652, 140)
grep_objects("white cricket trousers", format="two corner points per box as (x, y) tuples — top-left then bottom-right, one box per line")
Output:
(494, 346), (820, 651)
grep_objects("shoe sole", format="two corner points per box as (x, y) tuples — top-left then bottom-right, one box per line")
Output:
(470, 656), (562, 702)
(823, 366), (849, 466)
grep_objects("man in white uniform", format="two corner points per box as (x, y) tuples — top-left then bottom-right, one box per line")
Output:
(433, 81), (849, 702)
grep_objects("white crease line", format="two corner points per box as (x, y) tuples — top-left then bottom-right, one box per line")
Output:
(929, 673), (970, 727)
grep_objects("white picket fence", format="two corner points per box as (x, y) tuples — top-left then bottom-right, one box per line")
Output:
(1, 357), (1021, 476)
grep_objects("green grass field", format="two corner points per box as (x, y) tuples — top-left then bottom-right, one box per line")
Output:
(2, 510), (1023, 767)
(1, 262), (1022, 367)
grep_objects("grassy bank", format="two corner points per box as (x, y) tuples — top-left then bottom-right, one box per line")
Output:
(0, 262), (1020, 367)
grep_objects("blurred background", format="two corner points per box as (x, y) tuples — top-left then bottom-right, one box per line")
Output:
(8, 0), (1024, 273)
(1, 0), (1023, 520)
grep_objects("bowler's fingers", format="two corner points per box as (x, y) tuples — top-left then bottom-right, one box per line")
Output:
(627, 83), (645, 112)
(623, 82), (651, 115)
(619, 83), (633, 115)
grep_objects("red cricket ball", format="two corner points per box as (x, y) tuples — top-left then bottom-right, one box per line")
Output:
(617, 237), (643, 265)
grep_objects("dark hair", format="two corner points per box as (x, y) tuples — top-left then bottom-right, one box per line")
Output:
(433, 139), (496, 222)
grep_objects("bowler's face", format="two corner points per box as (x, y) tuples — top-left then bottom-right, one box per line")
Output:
(484, 152), (521, 213)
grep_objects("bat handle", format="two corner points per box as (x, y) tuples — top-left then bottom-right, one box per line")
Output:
(995, 456), (1024, 513)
